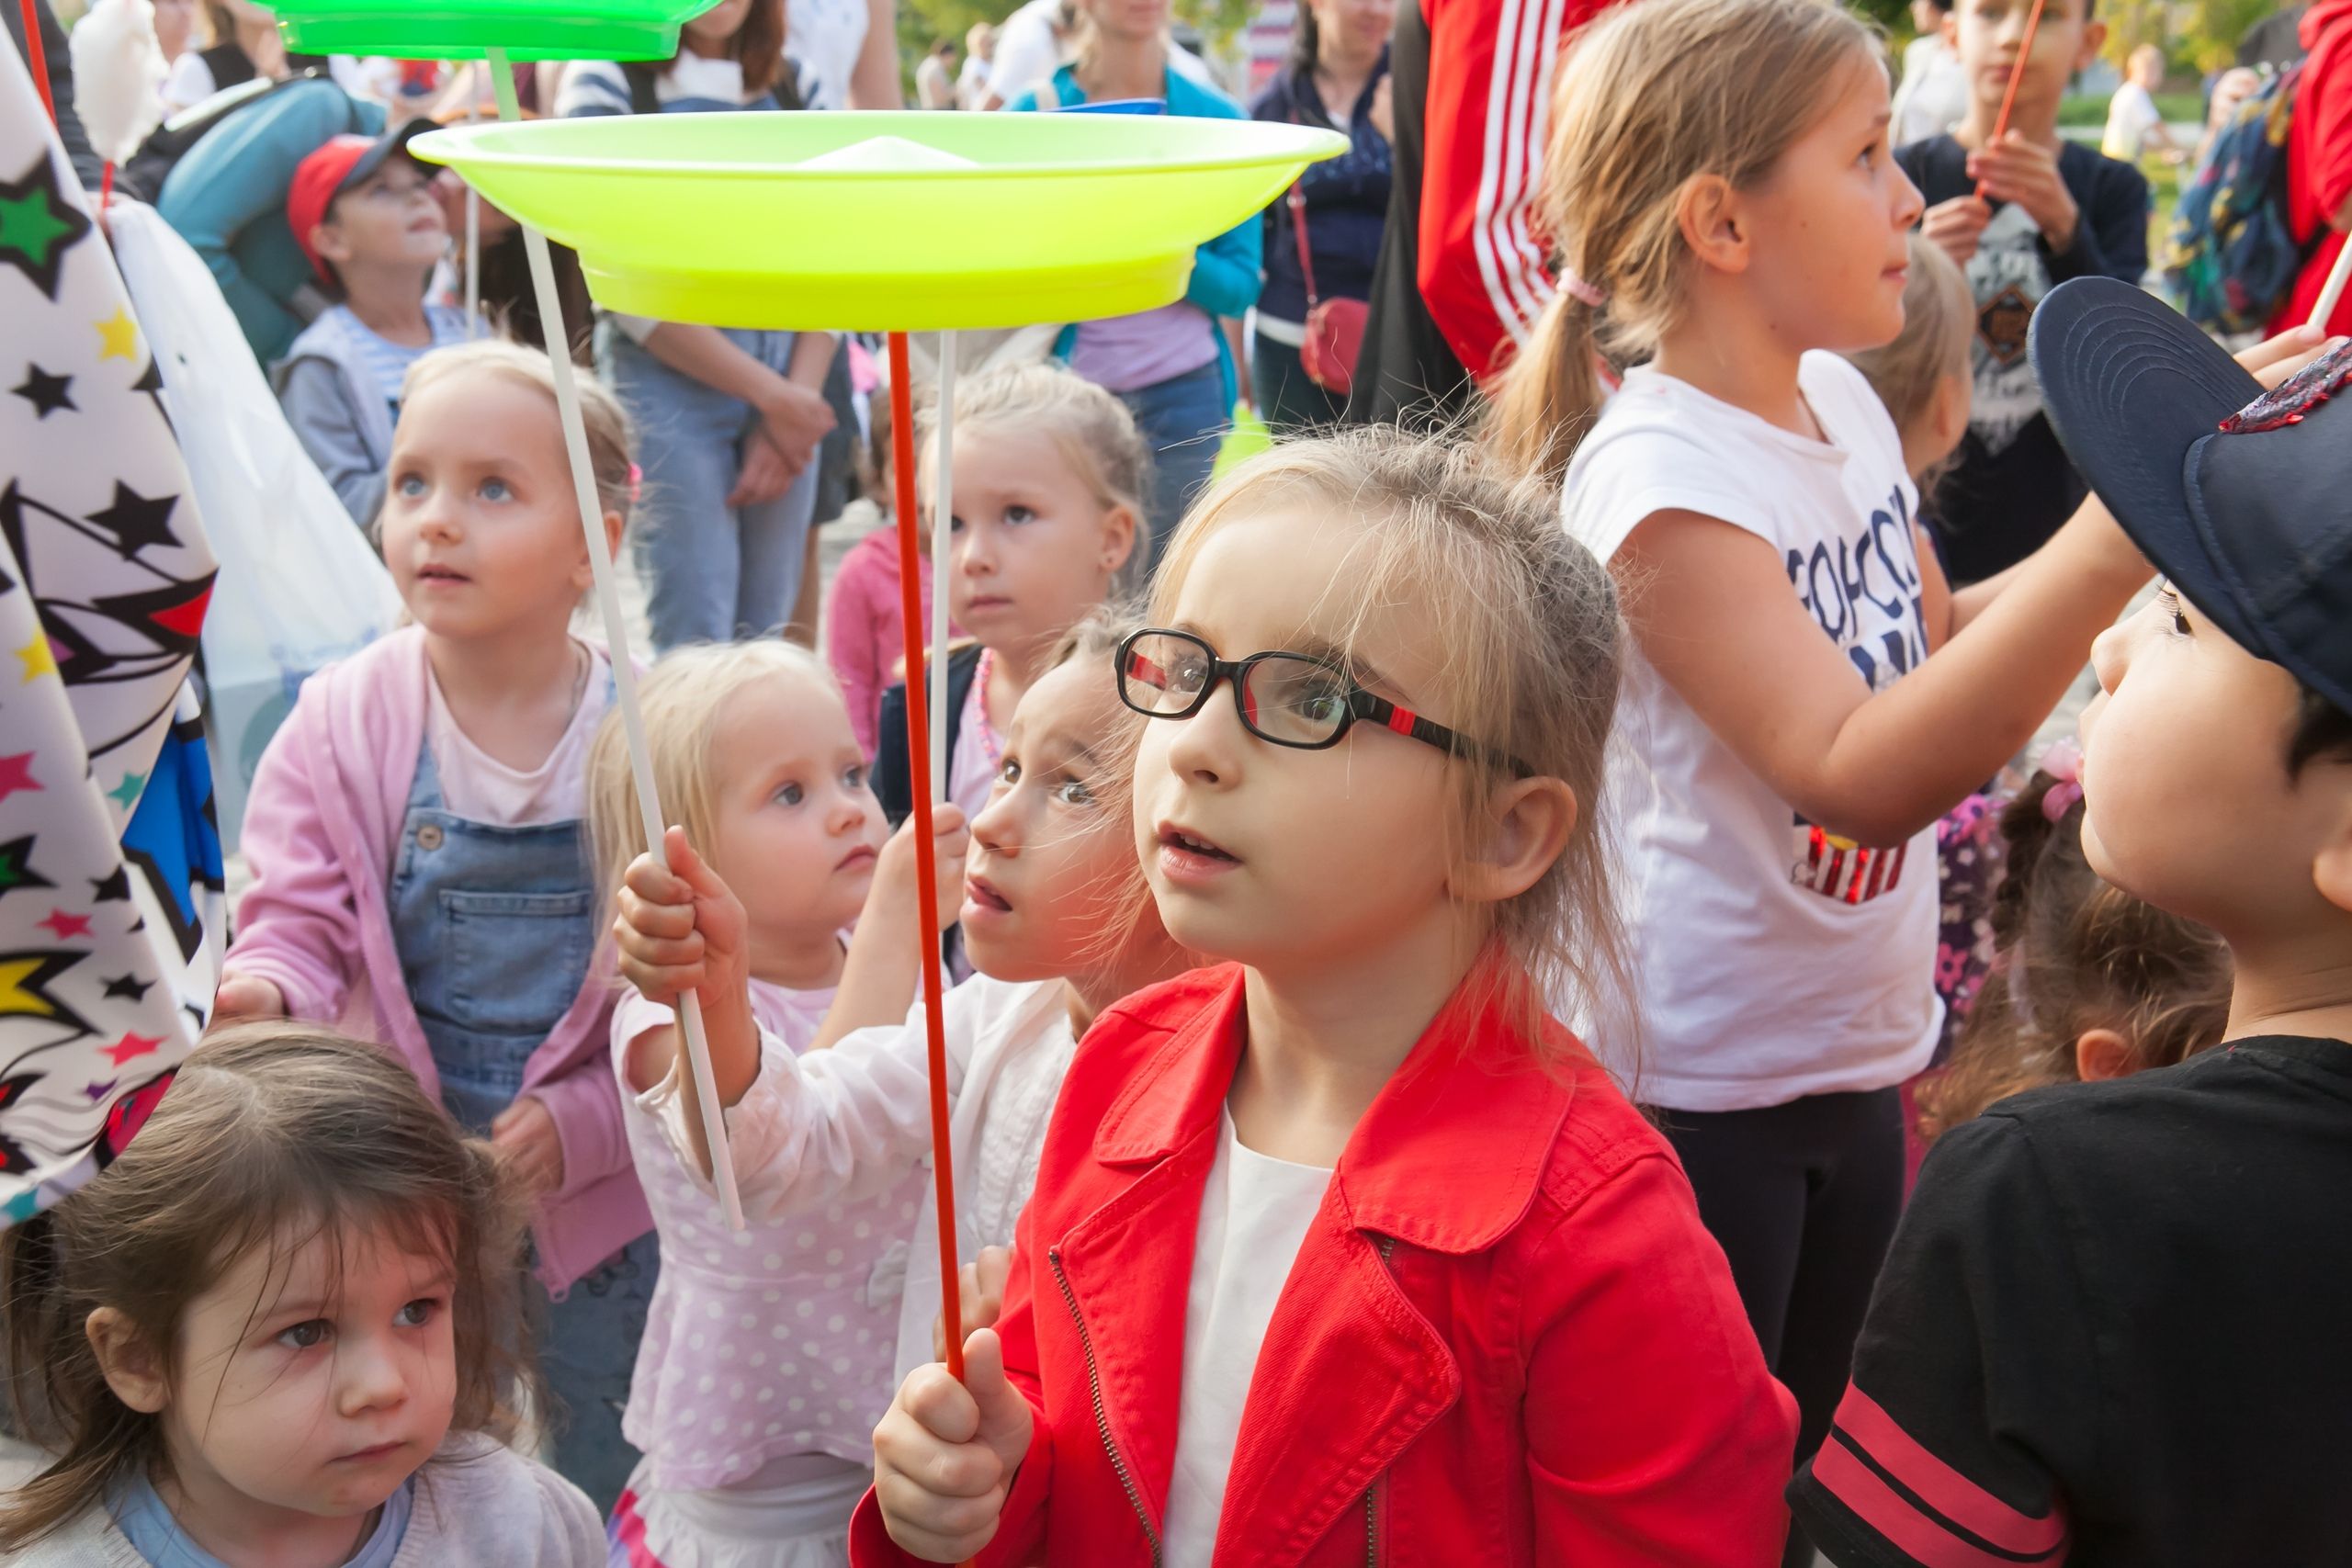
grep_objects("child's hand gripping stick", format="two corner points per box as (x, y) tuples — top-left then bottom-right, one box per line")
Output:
(873, 1328), (1034, 1562)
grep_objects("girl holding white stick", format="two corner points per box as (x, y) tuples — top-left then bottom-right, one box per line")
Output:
(585, 644), (967, 1568)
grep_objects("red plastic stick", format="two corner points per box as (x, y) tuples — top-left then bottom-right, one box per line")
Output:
(886, 332), (967, 1387)
(1975, 0), (2049, 196)
(17, 0), (56, 124)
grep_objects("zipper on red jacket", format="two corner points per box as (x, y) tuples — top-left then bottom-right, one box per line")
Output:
(1048, 1246), (1162, 1564)
(1363, 1234), (1398, 1567)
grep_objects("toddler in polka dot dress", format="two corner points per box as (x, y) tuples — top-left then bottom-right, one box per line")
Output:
(582, 643), (971, 1568)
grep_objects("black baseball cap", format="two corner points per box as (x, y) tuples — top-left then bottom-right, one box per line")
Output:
(2028, 276), (2352, 716)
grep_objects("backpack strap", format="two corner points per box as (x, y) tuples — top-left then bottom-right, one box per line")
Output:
(1284, 106), (1321, 310)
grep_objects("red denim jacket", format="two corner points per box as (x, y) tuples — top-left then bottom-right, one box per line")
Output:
(851, 965), (1797, 1566)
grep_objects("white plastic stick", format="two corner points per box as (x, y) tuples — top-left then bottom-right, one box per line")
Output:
(488, 51), (744, 1229)
(465, 186), (480, 337)
(2312, 237), (2352, 334)
(931, 331), (956, 804)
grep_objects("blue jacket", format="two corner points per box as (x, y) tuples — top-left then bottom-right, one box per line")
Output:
(1010, 63), (1261, 405)
(156, 79), (384, 364)
(1249, 50), (1392, 324)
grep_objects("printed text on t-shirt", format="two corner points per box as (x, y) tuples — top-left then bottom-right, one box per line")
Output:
(1783, 483), (1930, 694)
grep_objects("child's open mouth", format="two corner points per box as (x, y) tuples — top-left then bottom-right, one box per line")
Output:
(966, 874), (1012, 914)
(415, 563), (469, 585)
(1157, 823), (1240, 882)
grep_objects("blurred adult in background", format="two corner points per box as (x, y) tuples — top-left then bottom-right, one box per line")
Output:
(1344, 0), (1619, 426)
(162, 0), (285, 114)
(786, 0), (901, 108)
(1249, 0), (1393, 430)
(958, 20), (996, 106)
(156, 73), (382, 361)
(2102, 42), (2183, 164)
(917, 38), (956, 105)
(981, 0), (1212, 108)
(1005, 0), (1261, 561)
(153, 0), (199, 65)
(562, 0), (843, 652)
(1891, 0), (1965, 144)
(2278, 0), (2352, 333)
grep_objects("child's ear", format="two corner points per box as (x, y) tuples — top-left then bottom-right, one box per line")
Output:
(577, 508), (624, 592)
(1453, 775), (1577, 905)
(2074, 17), (2107, 70)
(1934, 370), (1972, 459)
(2311, 789), (2352, 917)
(310, 219), (350, 269)
(1099, 503), (1138, 577)
(2073, 1026), (2135, 1083)
(1675, 175), (1749, 276)
(85, 1307), (168, 1415)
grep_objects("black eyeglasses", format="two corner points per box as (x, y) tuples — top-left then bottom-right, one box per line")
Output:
(1115, 627), (1528, 773)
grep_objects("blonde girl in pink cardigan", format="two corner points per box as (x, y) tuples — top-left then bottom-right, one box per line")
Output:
(216, 339), (653, 1509)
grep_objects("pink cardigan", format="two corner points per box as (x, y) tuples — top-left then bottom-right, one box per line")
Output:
(224, 627), (650, 1290)
(827, 527), (947, 759)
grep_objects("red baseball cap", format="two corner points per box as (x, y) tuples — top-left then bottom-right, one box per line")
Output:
(287, 120), (435, 285)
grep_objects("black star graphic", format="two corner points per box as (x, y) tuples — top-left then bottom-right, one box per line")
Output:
(83, 483), (179, 559)
(89, 866), (130, 903)
(0, 153), (92, 302)
(102, 973), (153, 1002)
(130, 356), (174, 436)
(9, 364), (73, 419)
(0, 837), (52, 904)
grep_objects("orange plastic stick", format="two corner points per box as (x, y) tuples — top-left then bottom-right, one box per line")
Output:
(1976, 0), (2049, 196)
(886, 332), (967, 1387)
(17, 0), (56, 124)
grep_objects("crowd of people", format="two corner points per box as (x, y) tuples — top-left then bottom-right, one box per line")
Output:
(6, 0), (2352, 1562)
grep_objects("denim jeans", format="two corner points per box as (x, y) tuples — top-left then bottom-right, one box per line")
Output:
(601, 322), (820, 650)
(1117, 359), (1229, 575)
(1250, 333), (1349, 434)
(389, 743), (657, 1513)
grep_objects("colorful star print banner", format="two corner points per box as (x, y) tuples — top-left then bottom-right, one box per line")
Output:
(0, 28), (221, 1225)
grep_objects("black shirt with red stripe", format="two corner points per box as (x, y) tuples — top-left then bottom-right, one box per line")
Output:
(1791, 1035), (2352, 1567)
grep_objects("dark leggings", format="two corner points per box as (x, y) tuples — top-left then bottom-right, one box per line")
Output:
(1666, 1088), (1905, 1568)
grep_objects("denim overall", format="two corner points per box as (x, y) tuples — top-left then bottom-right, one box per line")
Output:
(388, 737), (658, 1514)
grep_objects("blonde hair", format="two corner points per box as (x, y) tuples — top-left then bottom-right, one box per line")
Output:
(400, 338), (637, 525)
(1845, 232), (1973, 482)
(586, 641), (843, 910)
(0, 1023), (529, 1550)
(914, 362), (1151, 586)
(1150, 428), (1627, 1045)
(1489, 0), (1883, 479)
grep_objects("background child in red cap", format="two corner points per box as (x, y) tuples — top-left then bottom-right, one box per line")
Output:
(273, 123), (476, 526)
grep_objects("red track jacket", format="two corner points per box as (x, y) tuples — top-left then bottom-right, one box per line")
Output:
(850, 965), (1798, 1566)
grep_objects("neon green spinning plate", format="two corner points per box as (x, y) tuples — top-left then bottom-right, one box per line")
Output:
(273, 0), (718, 61)
(407, 113), (1348, 329)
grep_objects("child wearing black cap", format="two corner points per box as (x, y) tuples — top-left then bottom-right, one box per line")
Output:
(274, 123), (475, 526)
(1792, 276), (2352, 1566)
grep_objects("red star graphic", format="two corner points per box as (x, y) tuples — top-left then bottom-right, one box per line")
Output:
(35, 908), (91, 940)
(100, 1032), (163, 1066)
(0, 752), (37, 803)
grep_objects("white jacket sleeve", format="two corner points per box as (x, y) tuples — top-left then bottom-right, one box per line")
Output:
(638, 991), (977, 1216)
